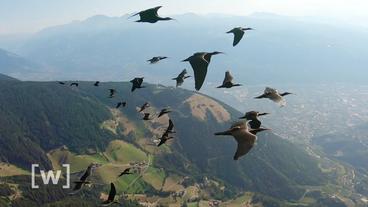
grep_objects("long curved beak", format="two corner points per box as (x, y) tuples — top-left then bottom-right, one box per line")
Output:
(258, 112), (269, 116)
(214, 130), (232, 136)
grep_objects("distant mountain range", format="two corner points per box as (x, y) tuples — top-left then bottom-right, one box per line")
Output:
(0, 74), (351, 206)
(0, 13), (367, 85)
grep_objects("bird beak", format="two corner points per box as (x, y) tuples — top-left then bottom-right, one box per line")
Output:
(239, 116), (246, 119)
(182, 58), (190, 62)
(258, 112), (269, 116)
(214, 130), (232, 136)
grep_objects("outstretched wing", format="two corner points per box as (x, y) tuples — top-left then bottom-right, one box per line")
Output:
(140, 6), (162, 19)
(107, 183), (116, 202)
(232, 30), (245, 46)
(233, 132), (256, 160)
(223, 71), (233, 85)
(190, 54), (209, 91)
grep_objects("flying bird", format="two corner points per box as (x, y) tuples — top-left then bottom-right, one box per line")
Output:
(70, 82), (79, 87)
(69, 163), (96, 195)
(118, 168), (133, 177)
(130, 77), (145, 92)
(94, 81), (100, 86)
(217, 71), (242, 88)
(158, 108), (171, 118)
(214, 122), (269, 160)
(108, 89), (116, 98)
(183, 51), (223, 91)
(157, 135), (174, 147)
(172, 69), (191, 87)
(226, 27), (253, 47)
(116, 101), (127, 109)
(129, 6), (174, 23)
(143, 113), (153, 120)
(138, 102), (150, 112)
(239, 111), (269, 129)
(101, 183), (119, 206)
(255, 87), (293, 107)
(147, 56), (168, 64)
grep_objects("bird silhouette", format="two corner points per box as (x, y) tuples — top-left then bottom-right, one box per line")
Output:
(157, 119), (175, 146)
(69, 163), (96, 195)
(147, 56), (168, 64)
(158, 108), (171, 118)
(94, 81), (100, 86)
(101, 183), (119, 206)
(130, 77), (145, 92)
(255, 87), (293, 107)
(117, 168), (133, 177)
(116, 101), (127, 109)
(172, 69), (191, 87)
(108, 89), (116, 98)
(138, 102), (150, 112)
(239, 111), (269, 129)
(227, 27), (253, 46)
(183, 51), (223, 91)
(214, 122), (269, 160)
(70, 82), (79, 87)
(217, 71), (242, 88)
(129, 6), (174, 23)
(58, 81), (66, 85)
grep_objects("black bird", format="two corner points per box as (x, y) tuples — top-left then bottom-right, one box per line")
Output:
(101, 183), (119, 206)
(226, 27), (253, 47)
(143, 113), (153, 120)
(217, 71), (242, 88)
(157, 119), (175, 146)
(255, 87), (293, 107)
(70, 82), (79, 87)
(69, 164), (96, 195)
(129, 6), (174, 23)
(215, 122), (269, 160)
(118, 168), (133, 177)
(172, 69), (191, 87)
(239, 111), (269, 129)
(130, 77), (145, 92)
(108, 89), (116, 98)
(158, 108), (171, 118)
(147, 56), (168, 64)
(94, 81), (100, 86)
(116, 101), (127, 109)
(157, 135), (174, 147)
(58, 81), (66, 85)
(138, 102), (150, 112)
(183, 51), (223, 91)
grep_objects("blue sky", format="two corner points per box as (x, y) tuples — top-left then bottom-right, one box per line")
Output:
(1, 0), (367, 34)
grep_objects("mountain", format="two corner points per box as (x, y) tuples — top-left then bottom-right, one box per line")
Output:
(3, 13), (368, 85)
(0, 48), (46, 80)
(0, 77), (345, 206)
(0, 73), (18, 81)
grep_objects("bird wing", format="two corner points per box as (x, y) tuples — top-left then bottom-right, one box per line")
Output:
(233, 131), (256, 160)
(79, 166), (92, 181)
(167, 119), (174, 132)
(232, 29), (245, 46)
(264, 87), (278, 94)
(178, 69), (187, 79)
(107, 183), (116, 202)
(223, 71), (233, 85)
(140, 6), (162, 19)
(190, 54), (209, 91)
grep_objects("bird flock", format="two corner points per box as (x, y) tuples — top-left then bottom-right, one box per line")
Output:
(56, 5), (295, 205)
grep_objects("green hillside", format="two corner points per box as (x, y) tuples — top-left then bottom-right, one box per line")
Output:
(0, 77), (334, 206)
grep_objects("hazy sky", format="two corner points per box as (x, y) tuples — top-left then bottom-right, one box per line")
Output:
(1, 0), (368, 34)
